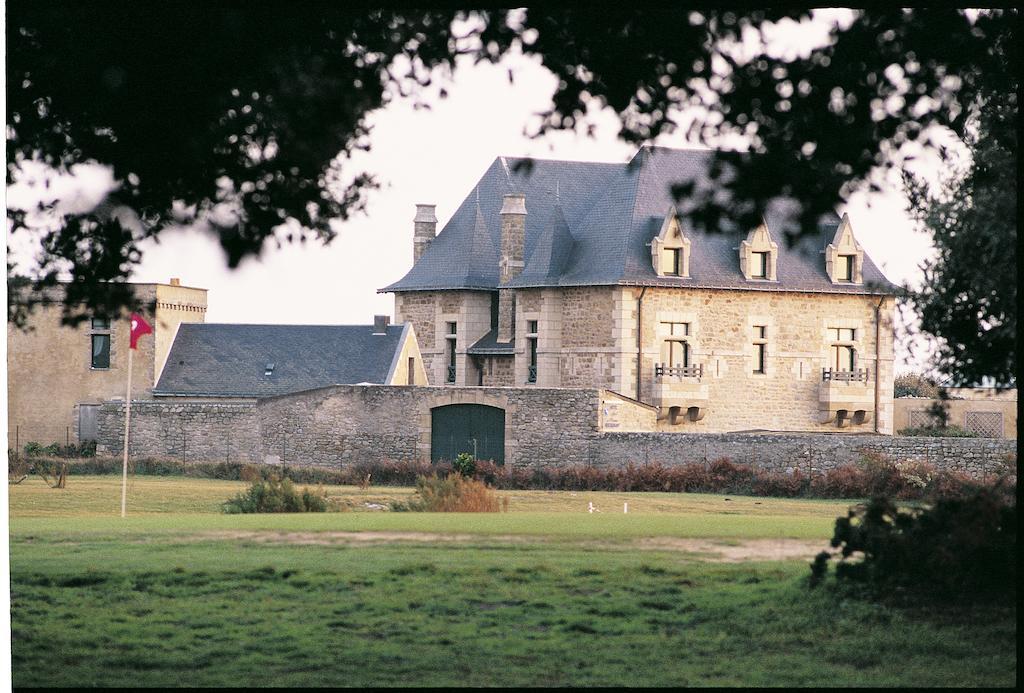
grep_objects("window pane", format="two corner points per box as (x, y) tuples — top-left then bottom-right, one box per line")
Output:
(752, 252), (767, 278)
(755, 325), (766, 339)
(837, 255), (854, 281)
(447, 322), (457, 335)
(91, 317), (109, 330)
(528, 320), (538, 334)
(755, 343), (766, 373)
(660, 249), (677, 274)
(91, 334), (110, 369)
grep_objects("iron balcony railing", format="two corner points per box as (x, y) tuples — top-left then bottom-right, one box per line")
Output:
(527, 365), (537, 383)
(446, 366), (456, 383)
(822, 368), (870, 383)
(655, 363), (703, 380)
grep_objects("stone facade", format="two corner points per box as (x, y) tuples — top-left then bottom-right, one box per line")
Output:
(96, 384), (1013, 478)
(7, 280), (207, 445)
(393, 284), (896, 435)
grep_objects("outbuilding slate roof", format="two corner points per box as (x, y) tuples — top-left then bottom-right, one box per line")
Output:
(380, 146), (896, 295)
(154, 323), (408, 397)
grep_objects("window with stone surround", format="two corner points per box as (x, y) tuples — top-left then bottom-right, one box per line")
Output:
(90, 316), (111, 369)
(661, 322), (691, 368)
(828, 327), (856, 371)
(526, 320), (538, 383)
(650, 207), (690, 277)
(753, 325), (767, 374)
(445, 322), (457, 383)
(739, 224), (779, 281)
(825, 215), (865, 284)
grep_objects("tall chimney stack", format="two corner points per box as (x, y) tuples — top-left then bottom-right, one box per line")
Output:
(497, 193), (527, 343)
(413, 204), (437, 264)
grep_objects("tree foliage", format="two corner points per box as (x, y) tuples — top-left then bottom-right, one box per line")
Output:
(7, 5), (1018, 368)
(902, 86), (1017, 386)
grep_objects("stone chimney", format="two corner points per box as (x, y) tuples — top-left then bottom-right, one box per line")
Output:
(169, 277), (181, 286)
(373, 315), (390, 335)
(413, 204), (437, 264)
(497, 193), (527, 343)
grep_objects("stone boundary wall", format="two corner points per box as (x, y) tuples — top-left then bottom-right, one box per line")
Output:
(97, 386), (1016, 479)
(593, 432), (1016, 477)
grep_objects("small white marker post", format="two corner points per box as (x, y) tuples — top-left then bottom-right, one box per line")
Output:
(624, 502), (628, 514)
(120, 346), (133, 518)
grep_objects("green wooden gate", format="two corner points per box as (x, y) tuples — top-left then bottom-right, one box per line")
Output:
(430, 404), (505, 465)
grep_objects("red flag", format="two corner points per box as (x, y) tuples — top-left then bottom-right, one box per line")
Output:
(129, 313), (153, 349)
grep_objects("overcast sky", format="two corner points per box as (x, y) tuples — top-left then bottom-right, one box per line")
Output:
(6, 15), (948, 373)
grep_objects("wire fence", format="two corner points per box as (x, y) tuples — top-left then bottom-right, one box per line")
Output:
(7, 426), (94, 459)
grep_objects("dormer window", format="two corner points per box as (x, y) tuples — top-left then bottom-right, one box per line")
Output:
(825, 214), (864, 284)
(739, 223), (778, 281)
(651, 206), (690, 278)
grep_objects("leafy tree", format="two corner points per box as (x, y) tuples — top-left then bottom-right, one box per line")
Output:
(7, 5), (1018, 366)
(902, 86), (1017, 387)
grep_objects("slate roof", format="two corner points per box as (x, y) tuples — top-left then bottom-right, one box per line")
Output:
(380, 146), (896, 295)
(467, 328), (515, 356)
(154, 323), (408, 397)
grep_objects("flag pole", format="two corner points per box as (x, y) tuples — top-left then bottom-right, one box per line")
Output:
(121, 346), (133, 518)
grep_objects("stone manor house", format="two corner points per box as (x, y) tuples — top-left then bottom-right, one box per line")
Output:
(8, 145), (907, 468)
(382, 146), (897, 434)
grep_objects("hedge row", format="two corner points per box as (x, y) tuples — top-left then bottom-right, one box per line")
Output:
(14, 453), (1014, 501)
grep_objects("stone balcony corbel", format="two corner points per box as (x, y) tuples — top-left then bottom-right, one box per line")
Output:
(652, 364), (708, 424)
(819, 368), (874, 427)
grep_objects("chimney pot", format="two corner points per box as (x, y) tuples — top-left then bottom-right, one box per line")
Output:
(169, 277), (181, 286)
(413, 205), (438, 264)
(500, 193), (527, 216)
(414, 204), (437, 223)
(373, 315), (390, 334)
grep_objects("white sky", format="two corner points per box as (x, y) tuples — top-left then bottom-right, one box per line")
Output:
(5, 16), (947, 373)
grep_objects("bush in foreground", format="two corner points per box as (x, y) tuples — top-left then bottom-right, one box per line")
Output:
(810, 483), (1016, 602)
(391, 474), (504, 512)
(222, 476), (329, 513)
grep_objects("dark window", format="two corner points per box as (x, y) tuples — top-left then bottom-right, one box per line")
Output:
(751, 251), (769, 279)
(526, 320), (538, 383)
(754, 344), (766, 373)
(489, 292), (499, 330)
(446, 323), (457, 383)
(407, 357), (415, 385)
(837, 255), (855, 281)
(91, 334), (110, 369)
(91, 317), (110, 330)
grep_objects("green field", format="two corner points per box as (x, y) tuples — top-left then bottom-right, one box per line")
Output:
(8, 475), (1017, 687)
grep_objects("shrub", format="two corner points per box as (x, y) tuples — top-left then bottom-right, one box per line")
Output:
(452, 452), (477, 478)
(239, 464), (263, 482)
(222, 476), (329, 513)
(897, 425), (978, 437)
(751, 469), (808, 497)
(394, 474), (502, 512)
(809, 486), (1016, 602)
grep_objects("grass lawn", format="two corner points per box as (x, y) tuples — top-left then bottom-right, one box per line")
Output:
(7, 475), (1017, 687)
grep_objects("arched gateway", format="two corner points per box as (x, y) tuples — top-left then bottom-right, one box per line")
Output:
(430, 404), (505, 464)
